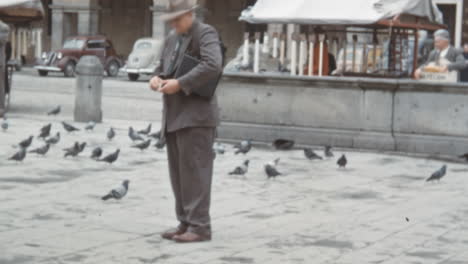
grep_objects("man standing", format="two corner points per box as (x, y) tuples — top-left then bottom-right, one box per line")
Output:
(149, 0), (222, 243)
(415, 29), (466, 80)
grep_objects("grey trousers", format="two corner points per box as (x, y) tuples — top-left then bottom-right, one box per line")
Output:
(166, 127), (215, 235)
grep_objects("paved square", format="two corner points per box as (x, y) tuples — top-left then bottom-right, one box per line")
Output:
(1, 116), (468, 264)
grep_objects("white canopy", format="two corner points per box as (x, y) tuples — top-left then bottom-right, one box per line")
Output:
(240, 0), (443, 25)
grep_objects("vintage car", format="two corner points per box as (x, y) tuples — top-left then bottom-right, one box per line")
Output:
(35, 35), (123, 77)
(120, 38), (163, 81)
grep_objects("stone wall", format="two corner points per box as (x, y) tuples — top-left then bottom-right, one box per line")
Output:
(217, 73), (468, 156)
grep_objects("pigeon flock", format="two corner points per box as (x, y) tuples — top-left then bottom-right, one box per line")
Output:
(1, 104), (454, 203)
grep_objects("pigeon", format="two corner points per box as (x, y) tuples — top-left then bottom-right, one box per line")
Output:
(62, 121), (80, 133)
(1, 117), (8, 132)
(426, 165), (447, 182)
(128, 127), (144, 141)
(213, 142), (226, 155)
(101, 180), (130, 201)
(8, 148), (26, 162)
(78, 142), (87, 153)
(304, 148), (323, 160)
(47, 105), (61, 116)
(273, 139), (295, 150)
(64, 142), (81, 158)
(18, 136), (34, 149)
(85, 121), (96, 131)
(29, 144), (50, 156)
(63, 142), (80, 152)
(45, 132), (61, 145)
(337, 154), (347, 168)
(234, 140), (252, 155)
(265, 159), (281, 178)
(99, 149), (120, 164)
(155, 137), (166, 149)
(324, 145), (334, 158)
(107, 127), (115, 141)
(38, 123), (52, 139)
(132, 139), (151, 151)
(229, 160), (250, 175)
(149, 131), (161, 140)
(91, 147), (103, 160)
(138, 124), (152, 135)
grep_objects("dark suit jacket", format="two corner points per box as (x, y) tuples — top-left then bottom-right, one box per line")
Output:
(420, 46), (466, 72)
(154, 20), (222, 133)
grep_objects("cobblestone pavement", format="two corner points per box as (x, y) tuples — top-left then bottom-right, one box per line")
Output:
(1, 115), (468, 264)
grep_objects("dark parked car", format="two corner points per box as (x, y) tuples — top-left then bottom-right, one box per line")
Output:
(35, 36), (123, 77)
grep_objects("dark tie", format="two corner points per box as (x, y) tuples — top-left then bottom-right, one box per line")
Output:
(167, 35), (184, 75)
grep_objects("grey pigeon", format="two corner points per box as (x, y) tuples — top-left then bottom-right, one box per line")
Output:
(155, 137), (166, 149)
(138, 124), (152, 135)
(62, 121), (80, 133)
(273, 139), (295, 150)
(8, 148), (26, 162)
(99, 149), (120, 164)
(91, 147), (103, 160)
(107, 127), (115, 141)
(304, 148), (323, 160)
(18, 136), (34, 149)
(213, 142), (226, 155)
(38, 123), (52, 139)
(64, 142), (81, 158)
(426, 165), (447, 182)
(1, 117), (8, 132)
(337, 154), (347, 168)
(128, 127), (144, 141)
(265, 164), (282, 178)
(78, 142), (87, 153)
(85, 121), (96, 131)
(234, 140), (252, 155)
(149, 131), (161, 140)
(229, 160), (249, 175)
(29, 144), (50, 156)
(132, 139), (151, 151)
(324, 145), (334, 158)
(102, 180), (130, 201)
(63, 142), (80, 152)
(47, 105), (61, 116)
(45, 132), (61, 145)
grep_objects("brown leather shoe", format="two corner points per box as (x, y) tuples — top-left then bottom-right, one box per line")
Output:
(161, 226), (188, 240)
(173, 232), (212, 243)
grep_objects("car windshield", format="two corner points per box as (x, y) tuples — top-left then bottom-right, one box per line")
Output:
(136, 42), (152, 50)
(63, 39), (85, 49)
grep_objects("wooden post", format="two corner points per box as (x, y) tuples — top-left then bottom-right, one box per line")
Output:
(372, 30), (378, 72)
(412, 28), (419, 78)
(352, 34), (358, 72)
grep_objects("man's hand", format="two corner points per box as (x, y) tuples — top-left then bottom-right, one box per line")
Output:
(159, 79), (181, 95)
(150, 76), (163, 92)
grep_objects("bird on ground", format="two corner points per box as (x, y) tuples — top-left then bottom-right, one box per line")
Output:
(337, 154), (347, 168)
(265, 159), (282, 178)
(18, 136), (34, 149)
(63, 142), (80, 152)
(91, 147), (103, 160)
(138, 124), (152, 135)
(1, 117), (8, 132)
(234, 140), (252, 155)
(324, 145), (334, 158)
(8, 148), (26, 162)
(38, 123), (52, 139)
(107, 127), (115, 141)
(78, 142), (87, 153)
(155, 137), (166, 149)
(85, 121), (96, 131)
(132, 139), (151, 151)
(273, 139), (295, 150)
(229, 160), (250, 175)
(101, 180), (130, 201)
(149, 131), (161, 140)
(99, 149), (120, 164)
(29, 144), (50, 156)
(426, 165), (447, 182)
(47, 105), (61, 116)
(64, 142), (81, 158)
(304, 148), (323, 160)
(213, 142), (226, 155)
(62, 121), (80, 133)
(45, 132), (61, 145)
(128, 127), (144, 141)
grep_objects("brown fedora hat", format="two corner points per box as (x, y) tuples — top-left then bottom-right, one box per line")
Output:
(160, 0), (198, 21)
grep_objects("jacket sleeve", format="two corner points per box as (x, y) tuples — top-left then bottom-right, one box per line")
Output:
(448, 50), (467, 71)
(177, 26), (223, 96)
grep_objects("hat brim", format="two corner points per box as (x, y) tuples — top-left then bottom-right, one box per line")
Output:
(160, 5), (198, 21)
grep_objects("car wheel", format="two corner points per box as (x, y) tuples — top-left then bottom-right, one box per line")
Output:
(38, 70), (48, 77)
(107, 60), (120, 77)
(128, 73), (139, 81)
(64, 61), (76, 77)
